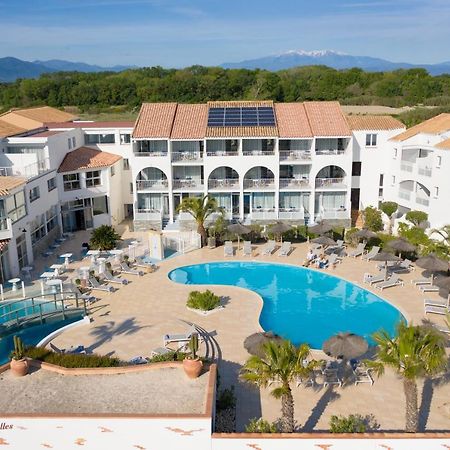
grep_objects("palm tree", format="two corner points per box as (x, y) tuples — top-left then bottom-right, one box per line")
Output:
(176, 195), (222, 247)
(89, 225), (121, 251)
(240, 340), (316, 432)
(367, 322), (447, 433)
(431, 225), (450, 246)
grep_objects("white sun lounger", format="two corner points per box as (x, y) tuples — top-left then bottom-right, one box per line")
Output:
(349, 243), (366, 258)
(434, 325), (450, 335)
(243, 241), (252, 257)
(261, 240), (276, 255)
(419, 285), (440, 293)
(120, 262), (144, 277)
(104, 271), (129, 285)
(424, 298), (449, 308)
(89, 277), (114, 293)
(412, 278), (432, 286)
(424, 305), (449, 315)
(367, 273), (385, 285)
(327, 253), (342, 267)
(163, 324), (197, 348)
(277, 241), (292, 257)
(362, 246), (380, 261)
(134, 257), (157, 271)
(67, 285), (97, 304)
(353, 366), (374, 385)
(376, 273), (403, 290)
(322, 369), (342, 387)
(224, 241), (234, 257)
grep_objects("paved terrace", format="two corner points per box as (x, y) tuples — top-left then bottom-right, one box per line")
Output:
(30, 227), (450, 431)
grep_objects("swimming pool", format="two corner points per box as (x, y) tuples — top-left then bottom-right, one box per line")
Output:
(0, 298), (60, 324)
(168, 262), (404, 349)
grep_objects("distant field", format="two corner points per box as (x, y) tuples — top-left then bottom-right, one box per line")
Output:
(342, 105), (437, 115)
(77, 110), (139, 122)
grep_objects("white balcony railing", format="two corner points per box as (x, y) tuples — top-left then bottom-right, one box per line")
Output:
(251, 209), (277, 220)
(279, 208), (305, 220)
(242, 150), (275, 156)
(279, 150), (312, 161)
(134, 207), (163, 222)
(136, 179), (169, 190)
(172, 179), (204, 190)
(315, 178), (346, 189)
(319, 208), (348, 220)
(206, 151), (239, 157)
(416, 196), (430, 206)
(208, 179), (240, 190)
(399, 189), (412, 201)
(279, 178), (310, 189)
(0, 217), (13, 240)
(315, 149), (345, 155)
(134, 151), (168, 157)
(400, 160), (414, 173)
(400, 159), (432, 177)
(418, 164), (432, 177)
(244, 178), (275, 189)
(0, 158), (50, 179)
(171, 151), (203, 162)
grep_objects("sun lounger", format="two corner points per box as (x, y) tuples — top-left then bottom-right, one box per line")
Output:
(104, 271), (129, 285)
(353, 365), (374, 385)
(327, 253), (342, 267)
(224, 241), (234, 257)
(261, 240), (276, 255)
(120, 262), (144, 277)
(134, 256), (157, 272)
(362, 246), (380, 261)
(151, 347), (172, 357)
(376, 273), (403, 290)
(412, 278), (432, 286)
(349, 243), (365, 258)
(50, 343), (85, 354)
(335, 239), (345, 248)
(67, 285), (97, 304)
(424, 305), (449, 315)
(389, 259), (414, 272)
(434, 325), (450, 335)
(367, 273), (386, 285)
(128, 356), (148, 365)
(163, 324), (197, 348)
(277, 241), (292, 257)
(89, 277), (114, 293)
(424, 298), (449, 308)
(243, 241), (252, 257)
(419, 285), (440, 293)
(322, 369), (342, 387)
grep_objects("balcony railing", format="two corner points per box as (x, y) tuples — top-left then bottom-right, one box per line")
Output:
(279, 150), (312, 161)
(242, 150), (274, 156)
(136, 179), (168, 190)
(171, 151), (203, 162)
(0, 217), (13, 240)
(0, 158), (50, 179)
(251, 209), (277, 220)
(172, 179), (204, 190)
(279, 178), (310, 189)
(206, 150), (239, 157)
(279, 208), (305, 220)
(315, 178), (346, 189)
(319, 208), (348, 220)
(134, 151), (168, 157)
(315, 149), (345, 155)
(244, 178), (275, 189)
(134, 207), (163, 222)
(208, 179), (240, 190)
(399, 189), (412, 201)
(400, 160), (414, 173)
(416, 196), (430, 206)
(418, 164), (432, 177)
(400, 159), (433, 177)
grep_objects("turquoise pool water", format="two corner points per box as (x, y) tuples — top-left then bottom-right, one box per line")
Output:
(0, 299), (60, 324)
(168, 262), (404, 349)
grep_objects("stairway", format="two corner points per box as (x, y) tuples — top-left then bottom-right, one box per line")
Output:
(163, 219), (180, 232)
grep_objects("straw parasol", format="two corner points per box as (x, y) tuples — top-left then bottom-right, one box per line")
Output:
(370, 251), (402, 280)
(227, 223), (251, 250)
(308, 222), (333, 235)
(387, 238), (416, 259)
(322, 332), (368, 360)
(354, 228), (378, 243)
(311, 236), (337, 248)
(416, 254), (449, 284)
(244, 332), (284, 358)
(268, 222), (292, 243)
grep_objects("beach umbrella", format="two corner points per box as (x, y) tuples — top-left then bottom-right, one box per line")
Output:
(434, 276), (450, 292)
(416, 254), (449, 283)
(371, 252), (402, 280)
(354, 228), (378, 243)
(268, 222), (292, 243)
(322, 332), (368, 360)
(311, 236), (337, 248)
(227, 223), (251, 250)
(244, 332), (284, 358)
(308, 222), (333, 235)
(387, 238), (416, 258)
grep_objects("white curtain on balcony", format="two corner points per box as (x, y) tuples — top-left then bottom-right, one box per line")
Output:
(172, 141), (199, 152)
(279, 193), (308, 210)
(213, 194), (232, 211)
(253, 193), (275, 209)
(138, 194), (162, 210)
(321, 193), (346, 210)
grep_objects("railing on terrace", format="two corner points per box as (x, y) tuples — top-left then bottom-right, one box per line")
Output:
(315, 178), (346, 188)
(279, 208), (305, 220)
(171, 151), (203, 162)
(206, 150), (239, 157)
(136, 179), (169, 190)
(315, 149), (345, 155)
(172, 179), (204, 190)
(279, 150), (312, 161)
(242, 150), (274, 156)
(134, 207), (163, 221)
(243, 178), (275, 189)
(0, 158), (50, 179)
(399, 189), (412, 201)
(251, 208), (277, 220)
(400, 160), (414, 173)
(418, 164), (432, 177)
(416, 196), (430, 206)
(0, 218), (12, 240)
(279, 178), (310, 189)
(208, 179), (240, 189)
(319, 208), (348, 220)
(133, 150), (168, 157)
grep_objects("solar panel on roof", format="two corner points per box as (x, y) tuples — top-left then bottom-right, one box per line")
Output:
(207, 105), (275, 127)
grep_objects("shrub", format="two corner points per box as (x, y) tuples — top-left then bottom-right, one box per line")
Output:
(345, 227), (359, 245)
(148, 351), (187, 363)
(363, 206), (383, 232)
(24, 346), (122, 368)
(379, 201), (398, 218)
(216, 386), (236, 411)
(405, 210), (428, 227)
(330, 414), (379, 433)
(89, 225), (121, 251)
(398, 223), (430, 247)
(245, 418), (278, 433)
(187, 290), (221, 311)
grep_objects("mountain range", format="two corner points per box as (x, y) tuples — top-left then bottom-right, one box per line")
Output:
(221, 50), (450, 75)
(0, 57), (133, 82)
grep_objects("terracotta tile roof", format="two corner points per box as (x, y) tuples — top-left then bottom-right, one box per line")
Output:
(0, 176), (26, 196)
(207, 100), (274, 108)
(133, 103), (177, 139)
(274, 103), (313, 138)
(171, 104), (208, 139)
(346, 115), (405, 131)
(205, 126), (278, 138)
(391, 113), (450, 141)
(0, 239), (9, 252)
(58, 147), (122, 173)
(0, 120), (26, 138)
(304, 101), (351, 136)
(435, 137), (450, 150)
(46, 121), (135, 129)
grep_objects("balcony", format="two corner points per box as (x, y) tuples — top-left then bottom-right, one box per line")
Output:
(279, 178), (310, 189)
(315, 178), (346, 189)
(242, 150), (274, 156)
(279, 208), (305, 220)
(416, 195), (430, 207)
(172, 179), (204, 191)
(400, 159), (433, 177)
(134, 207), (163, 222)
(0, 158), (50, 179)
(319, 208), (348, 220)
(171, 151), (203, 163)
(279, 150), (312, 161)
(251, 208), (277, 220)
(0, 217), (13, 240)
(398, 189), (412, 201)
(135, 180), (168, 191)
(208, 179), (240, 190)
(206, 150), (239, 157)
(134, 150), (168, 157)
(315, 149), (345, 156)
(243, 178), (275, 190)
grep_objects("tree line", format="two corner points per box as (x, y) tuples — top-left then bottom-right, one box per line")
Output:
(1, 65), (450, 124)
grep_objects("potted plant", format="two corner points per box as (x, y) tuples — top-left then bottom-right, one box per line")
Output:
(10, 336), (28, 377)
(182, 333), (203, 379)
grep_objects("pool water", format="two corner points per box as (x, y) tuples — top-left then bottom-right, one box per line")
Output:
(0, 299), (60, 324)
(168, 262), (404, 349)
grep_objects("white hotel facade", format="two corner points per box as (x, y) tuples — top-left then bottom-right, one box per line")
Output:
(1, 103), (449, 282)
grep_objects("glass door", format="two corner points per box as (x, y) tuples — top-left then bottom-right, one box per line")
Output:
(163, 194), (170, 217)
(243, 194), (251, 216)
(84, 207), (93, 229)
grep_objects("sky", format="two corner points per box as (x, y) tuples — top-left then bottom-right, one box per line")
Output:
(0, 0), (449, 67)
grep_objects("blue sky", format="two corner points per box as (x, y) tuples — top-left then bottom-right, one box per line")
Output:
(1, 0), (449, 67)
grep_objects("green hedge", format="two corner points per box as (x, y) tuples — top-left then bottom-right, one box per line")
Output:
(187, 290), (221, 311)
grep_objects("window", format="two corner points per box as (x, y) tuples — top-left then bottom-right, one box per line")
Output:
(92, 196), (108, 215)
(86, 170), (101, 187)
(84, 134), (115, 145)
(378, 188), (383, 197)
(6, 191), (26, 223)
(120, 133), (131, 144)
(63, 173), (80, 191)
(68, 138), (72, 150)
(365, 134), (377, 147)
(72, 137), (76, 148)
(16, 234), (28, 270)
(351, 162), (362, 176)
(130, 183), (133, 194)
(437, 156), (442, 167)
(29, 186), (40, 202)
(47, 177), (56, 192)
(434, 187), (439, 198)
(391, 175), (396, 185)
(123, 158), (130, 170)
(379, 174), (384, 186)
(110, 165), (115, 177)
(393, 148), (397, 158)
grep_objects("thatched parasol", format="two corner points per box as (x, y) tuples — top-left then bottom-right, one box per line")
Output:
(311, 236), (337, 248)
(322, 332), (369, 360)
(227, 223), (251, 249)
(371, 252), (402, 279)
(308, 222), (333, 235)
(244, 332), (284, 358)
(416, 254), (449, 283)
(387, 238), (416, 258)
(434, 276), (450, 292)
(354, 228), (378, 243)
(268, 222), (292, 243)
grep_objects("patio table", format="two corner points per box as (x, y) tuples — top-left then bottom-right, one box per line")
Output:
(8, 278), (21, 291)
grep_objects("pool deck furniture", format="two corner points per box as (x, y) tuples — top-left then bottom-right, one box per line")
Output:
(46, 278), (62, 294)
(128, 356), (148, 365)
(353, 365), (374, 385)
(50, 263), (64, 276)
(261, 240), (276, 255)
(150, 347), (172, 357)
(349, 243), (365, 258)
(376, 273), (404, 290)
(412, 277), (432, 286)
(224, 241), (234, 257)
(322, 368), (342, 387)
(424, 304), (449, 315)
(362, 246), (380, 261)
(134, 256), (157, 272)
(120, 262), (144, 277)
(21, 266), (33, 282)
(66, 285), (96, 304)
(50, 343), (86, 354)
(104, 271), (129, 285)
(88, 277), (114, 293)
(8, 278), (21, 291)
(243, 241), (252, 257)
(327, 253), (342, 267)
(40, 271), (55, 279)
(366, 273), (385, 285)
(419, 285), (440, 293)
(163, 324), (197, 348)
(424, 297), (449, 308)
(59, 252), (73, 268)
(434, 324), (450, 335)
(277, 241), (292, 257)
